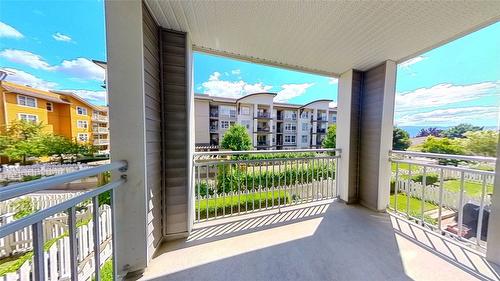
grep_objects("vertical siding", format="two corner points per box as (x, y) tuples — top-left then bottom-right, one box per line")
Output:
(357, 63), (387, 210)
(347, 70), (363, 203)
(160, 29), (189, 236)
(142, 4), (162, 257)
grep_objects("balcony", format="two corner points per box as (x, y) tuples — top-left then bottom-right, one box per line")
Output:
(254, 112), (272, 119)
(316, 128), (326, 134)
(209, 125), (218, 133)
(255, 126), (271, 133)
(93, 139), (110, 145)
(93, 127), (109, 134)
(209, 111), (219, 118)
(92, 115), (109, 123)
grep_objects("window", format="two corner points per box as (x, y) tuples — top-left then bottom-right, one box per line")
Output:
(77, 120), (88, 129)
(301, 111), (309, 119)
(302, 135), (308, 143)
(240, 106), (250, 115)
(46, 102), (53, 112)
(220, 120), (230, 129)
(284, 135), (296, 144)
(77, 133), (88, 142)
(17, 95), (37, 107)
(76, 106), (87, 115)
(220, 105), (236, 118)
(19, 113), (38, 123)
(284, 110), (297, 120)
(332, 116), (337, 122)
(302, 123), (309, 131)
(284, 123), (296, 132)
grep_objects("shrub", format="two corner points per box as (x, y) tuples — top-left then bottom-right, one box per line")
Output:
(411, 173), (439, 186)
(11, 198), (36, 219)
(21, 174), (42, 182)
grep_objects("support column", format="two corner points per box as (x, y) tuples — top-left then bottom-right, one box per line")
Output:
(105, 0), (148, 276)
(336, 61), (397, 210)
(486, 138), (500, 265)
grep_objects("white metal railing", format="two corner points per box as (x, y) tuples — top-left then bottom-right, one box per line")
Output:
(389, 150), (495, 250)
(0, 161), (127, 281)
(1, 163), (91, 181)
(193, 149), (340, 223)
(92, 115), (109, 123)
(93, 127), (109, 134)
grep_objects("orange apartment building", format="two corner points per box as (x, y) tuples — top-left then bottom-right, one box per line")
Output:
(0, 81), (110, 156)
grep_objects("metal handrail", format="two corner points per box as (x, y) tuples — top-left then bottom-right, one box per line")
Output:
(390, 150), (496, 163)
(194, 148), (340, 157)
(0, 160), (127, 281)
(0, 160), (128, 201)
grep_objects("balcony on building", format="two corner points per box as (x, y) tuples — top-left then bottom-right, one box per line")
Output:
(92, 127), (109, 134)
(209, 106), (219, 118)
(92, 114), (109, 123)
(3, 2), (499, 281)
(93, 139), (110, 146)
(255, 107), (272, 119)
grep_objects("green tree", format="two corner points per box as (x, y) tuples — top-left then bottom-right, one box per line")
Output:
(42, 135), (96, 163)
(392, 127), (411, 151)
(416, 127), (442, 137)
(322, 124), (336, 148)
(462, 130), (498, 157)
(421, 136), (465, 165)
(220, 124), (252, 151)
(0, 120), (46, 164)
(442, 123), (483, 139)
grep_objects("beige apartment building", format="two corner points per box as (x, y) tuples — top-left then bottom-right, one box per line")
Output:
(195, 92), (337, 149)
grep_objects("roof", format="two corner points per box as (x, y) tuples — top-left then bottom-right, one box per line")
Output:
(236, 92), (277, 103)
(92, 60), (107, 69)
(299, 99), (334, 109)
(145, 1), (500, 76)
(51, 90), (107, 112)
(1, 82), (71, 104)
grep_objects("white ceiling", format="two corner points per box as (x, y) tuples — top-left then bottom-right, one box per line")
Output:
(145, 1), (500, 76)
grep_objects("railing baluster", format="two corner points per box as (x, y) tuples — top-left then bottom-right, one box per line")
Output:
(252, 162), (256, 211)
(92, 196), (101, 281)
(245, 163), (248, 213)
(229, 164), (233, 216)
(271, 161), (275, 209)
(394, 162), (399, 211)
(238, 162), (241, 215)
(197, 165), (201, 222)
(438, 168), (444, 231)
(295, 158), (299, 204)
(32, 221), (45, 281)
(259, 164), (263, 210)
(206, 164), (209, 221)
(407, 163), (412, 217)
(68, 206), (78, 281)
(476, 175), (488, 245)
(222, 164), (226, 217)
(457, 171), (465, 238)
(421, 167), (426, 225)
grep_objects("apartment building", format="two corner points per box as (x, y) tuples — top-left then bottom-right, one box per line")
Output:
(195, 92), (337, 150)
(0, 81), (110, 155)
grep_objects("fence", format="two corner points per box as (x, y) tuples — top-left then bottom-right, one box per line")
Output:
(389, 150), (496, 250)
(1, 163), (92, 181)
(0, 205), (113, 281)
(0, 161), (127, 281)
(193, 148), (340, 222)
(0, 193), (83, 215)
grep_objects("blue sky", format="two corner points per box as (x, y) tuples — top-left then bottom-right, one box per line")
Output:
(0, 1), (498, 127)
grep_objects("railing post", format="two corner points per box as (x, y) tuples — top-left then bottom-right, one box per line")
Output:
(486, 139), (500, 264)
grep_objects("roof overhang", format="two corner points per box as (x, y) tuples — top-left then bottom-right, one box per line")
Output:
(145, 1), (500, 76)
(3, 84), (71, 104)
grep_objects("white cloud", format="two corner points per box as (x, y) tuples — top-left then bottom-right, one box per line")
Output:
(0, 22), (23, 39)
(399, 56), (426, 68)
(396, 106), (499, 126)
(201, 71), (272, 99)
(275, 83), (314, 103)
(63, 89), (107, 105)
(52, 32), (72, 42)
(395, 82), (499, 112)
(328, 78), (338, 84)
(1, 68), (57, 90)
(0, 49), (53, 70)
(55, 58), (105, 81)
(231, 69), (241, 75)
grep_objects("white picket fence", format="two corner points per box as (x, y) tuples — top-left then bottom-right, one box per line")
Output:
(0, 192), (83, 215)
(0, 163), (92, 181)
(392, 167), (494, 185)
(0, 205), (113, 281)
(396, 180), (490, 210)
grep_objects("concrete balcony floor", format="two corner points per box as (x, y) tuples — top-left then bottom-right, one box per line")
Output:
(130, 200), (500, 281)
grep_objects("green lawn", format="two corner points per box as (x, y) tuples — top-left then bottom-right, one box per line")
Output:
(391, 162), (421, 172)
(389, 194), (438, 225)
(196, 190), (290, 219)
(443, 180), (494, 197)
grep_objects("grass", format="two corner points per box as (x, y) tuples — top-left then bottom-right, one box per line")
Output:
(443, 180), (494, 197)
(389, 193), (438, 225)
(93, 259), (113, 281)
(391, 162), (420, 172)
(196, 190), (290, 219)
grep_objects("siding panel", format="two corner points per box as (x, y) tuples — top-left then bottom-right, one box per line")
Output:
(142, 3), (162, 258)
(160, 28), (189, 237)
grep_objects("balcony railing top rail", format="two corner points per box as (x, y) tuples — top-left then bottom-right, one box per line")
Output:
(194, 148), (341, 158)
(0, 160), (127, 280)
(390, 150), (496, 163)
